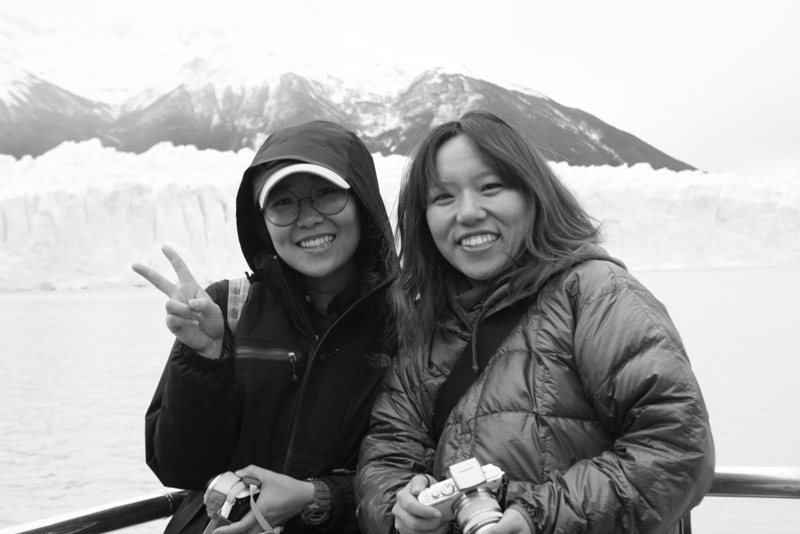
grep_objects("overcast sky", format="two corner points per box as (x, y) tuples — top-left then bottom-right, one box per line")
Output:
(4, 0), (799, 179)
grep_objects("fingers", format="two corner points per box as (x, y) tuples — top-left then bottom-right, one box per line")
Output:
(235, 465), (267, 481)
(213, 512), (256, 534)
(165, 298), (199, 326)
(162, 244), (198, 284)
(131, 262), (175, 297)
(393, 480), (444, 534)
(482, 508), (531, 534)
(409, 474), (433, 496)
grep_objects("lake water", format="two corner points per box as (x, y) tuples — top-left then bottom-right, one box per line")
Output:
(1, 266), (798, 533)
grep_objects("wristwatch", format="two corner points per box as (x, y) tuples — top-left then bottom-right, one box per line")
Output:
(299, 478), (332, 525)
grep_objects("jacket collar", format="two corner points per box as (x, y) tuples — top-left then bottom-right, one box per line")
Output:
(443, 244), (625, 372)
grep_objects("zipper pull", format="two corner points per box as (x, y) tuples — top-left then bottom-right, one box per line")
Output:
(289, 352), (298, 383)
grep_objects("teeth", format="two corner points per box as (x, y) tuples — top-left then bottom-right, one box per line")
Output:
(460, 234), (497, 247)
(299, 235), (334, 249)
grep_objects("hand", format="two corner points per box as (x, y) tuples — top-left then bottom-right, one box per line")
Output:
(482, 507), (533, 534)
(132, 245), (224, 358)
(392, 475), (449, 534)
(213, 465), (316, 534)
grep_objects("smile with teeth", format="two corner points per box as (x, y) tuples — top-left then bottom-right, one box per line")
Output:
(298, 235), (335, 249)
(459, 234), (498, 248)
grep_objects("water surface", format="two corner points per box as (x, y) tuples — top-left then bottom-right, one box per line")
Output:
(1, 266), (798, 533)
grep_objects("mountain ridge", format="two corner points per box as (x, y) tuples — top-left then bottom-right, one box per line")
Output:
(0, 66), (695, 171)
(0, 5), (694, 171)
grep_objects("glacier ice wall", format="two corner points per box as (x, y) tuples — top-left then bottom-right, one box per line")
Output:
(1, 140), (798, 291)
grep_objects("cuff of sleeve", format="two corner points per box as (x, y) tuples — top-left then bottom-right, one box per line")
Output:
(178, 338), (234, 370)
(508, 502), (538, 534)
(299, 478), (333, 526)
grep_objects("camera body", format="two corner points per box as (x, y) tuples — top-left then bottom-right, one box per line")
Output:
(417, 458), (504, 533)
(203, 471), (260, 531)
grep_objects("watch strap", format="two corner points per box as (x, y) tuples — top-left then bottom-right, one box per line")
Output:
(299, 478), (332, 525)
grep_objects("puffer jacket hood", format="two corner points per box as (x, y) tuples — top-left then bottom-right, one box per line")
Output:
(236, 121), (394, 275)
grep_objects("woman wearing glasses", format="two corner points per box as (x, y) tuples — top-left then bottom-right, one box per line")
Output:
(133, 121), (397, 534)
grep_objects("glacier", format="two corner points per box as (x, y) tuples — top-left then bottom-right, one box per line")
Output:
(1, 140), (798, 292)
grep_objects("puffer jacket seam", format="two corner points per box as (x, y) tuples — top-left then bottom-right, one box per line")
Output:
(472, 410), (602, 424)
(590, 284), (693, 429)
(532, 310), (549, 479)
(631, 463), (671, 525)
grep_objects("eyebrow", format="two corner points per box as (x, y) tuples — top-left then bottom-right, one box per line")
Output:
(434, 169), (499, 185)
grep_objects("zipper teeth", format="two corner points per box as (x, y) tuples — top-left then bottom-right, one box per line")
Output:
(282, 282), (382, 473)
(235, 347), (299, 360)
(289, 352), (298, 383)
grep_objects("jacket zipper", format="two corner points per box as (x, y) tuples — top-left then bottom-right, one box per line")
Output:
(281, 282), (386, 474)
(236, 347), (299, 382)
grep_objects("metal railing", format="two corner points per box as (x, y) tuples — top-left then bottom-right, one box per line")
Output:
(0, 489), (189, 534)
(707, 466), (800, 499)
(1, 467), (799, 534)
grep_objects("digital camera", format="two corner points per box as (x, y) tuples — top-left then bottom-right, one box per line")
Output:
(417, 458), (505, 534)
(202, 471), (260, 534)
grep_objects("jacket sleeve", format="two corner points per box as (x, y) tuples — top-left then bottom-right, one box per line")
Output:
(300, 473), (360, 533)
(355, 350), (438, 534)
(145, 281), (243, 490)
(515, 267), (715, 534)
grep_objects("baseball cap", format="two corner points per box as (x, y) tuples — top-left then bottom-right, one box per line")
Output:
(256, 163), (350, 209)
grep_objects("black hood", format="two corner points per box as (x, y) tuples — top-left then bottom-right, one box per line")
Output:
(236, 121), (395, 276)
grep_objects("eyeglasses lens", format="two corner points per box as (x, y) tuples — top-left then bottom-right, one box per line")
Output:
(264, 180), (348, 226)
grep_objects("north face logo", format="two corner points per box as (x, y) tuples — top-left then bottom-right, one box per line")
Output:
(364, 352), (392, 368)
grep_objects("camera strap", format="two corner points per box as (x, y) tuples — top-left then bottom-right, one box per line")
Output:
(204, 472), (276, 534)
(431, 299), (528, 443)
(247, 482), (276, 534)
(205, 472), (247, 518)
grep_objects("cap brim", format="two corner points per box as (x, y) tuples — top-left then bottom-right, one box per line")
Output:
(257, 163), (350, 209)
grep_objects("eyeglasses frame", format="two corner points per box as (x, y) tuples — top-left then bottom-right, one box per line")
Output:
(261, 179), (350, 227)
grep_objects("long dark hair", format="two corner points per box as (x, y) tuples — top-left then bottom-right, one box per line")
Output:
(393, 110), (602, 352)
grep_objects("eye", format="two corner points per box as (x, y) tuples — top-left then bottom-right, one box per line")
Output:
(481, 181), (505, 194)
(314, 185), (341, 198)
(428, 191), (453, 205)
(266, 191), (296, 209)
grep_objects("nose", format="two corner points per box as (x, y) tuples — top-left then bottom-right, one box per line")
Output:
(295, 197), (324, 227)
(455, 192), (486, 225)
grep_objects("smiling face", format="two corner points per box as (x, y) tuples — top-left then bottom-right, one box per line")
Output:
(265, 172), (361, 290)
(426, 135), (529, 285)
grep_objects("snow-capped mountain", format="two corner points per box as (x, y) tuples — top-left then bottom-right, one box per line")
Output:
(0, 67), (113, 158)
(0, 4), (693, 171)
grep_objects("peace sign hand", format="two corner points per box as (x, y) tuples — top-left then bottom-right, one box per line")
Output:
(132, 245), (225, 359)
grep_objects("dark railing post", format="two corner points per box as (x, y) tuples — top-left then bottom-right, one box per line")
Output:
(0, 489), (189, 534)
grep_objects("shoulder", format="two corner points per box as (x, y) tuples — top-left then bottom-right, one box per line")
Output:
(204, 279), (230, 303)
(547, 258), (632, 297)
(540, 259), (661, 314)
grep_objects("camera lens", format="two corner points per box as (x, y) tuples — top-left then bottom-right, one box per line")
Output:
(453, 488), (503, 534)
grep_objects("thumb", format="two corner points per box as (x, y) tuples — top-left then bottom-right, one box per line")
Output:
(409, 474), (434, 496)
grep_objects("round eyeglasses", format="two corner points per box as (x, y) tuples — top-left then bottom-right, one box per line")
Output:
(262, 179), (350, 227)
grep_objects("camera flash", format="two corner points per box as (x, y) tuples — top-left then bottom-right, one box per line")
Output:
(449, 458), (487, 490)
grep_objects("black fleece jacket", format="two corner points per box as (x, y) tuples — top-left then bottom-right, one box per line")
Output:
(146, 121), (397, 534)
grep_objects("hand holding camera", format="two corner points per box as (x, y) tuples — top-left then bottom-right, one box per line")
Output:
(416, 458), (506, 534)
(204, 466), (328, 534)
(203, 471), (278, 534)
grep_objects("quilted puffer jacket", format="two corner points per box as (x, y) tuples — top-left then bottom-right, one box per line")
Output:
(356, 245), (714, 534)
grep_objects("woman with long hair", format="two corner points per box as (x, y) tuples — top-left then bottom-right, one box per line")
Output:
(356, 111), (714, 534)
